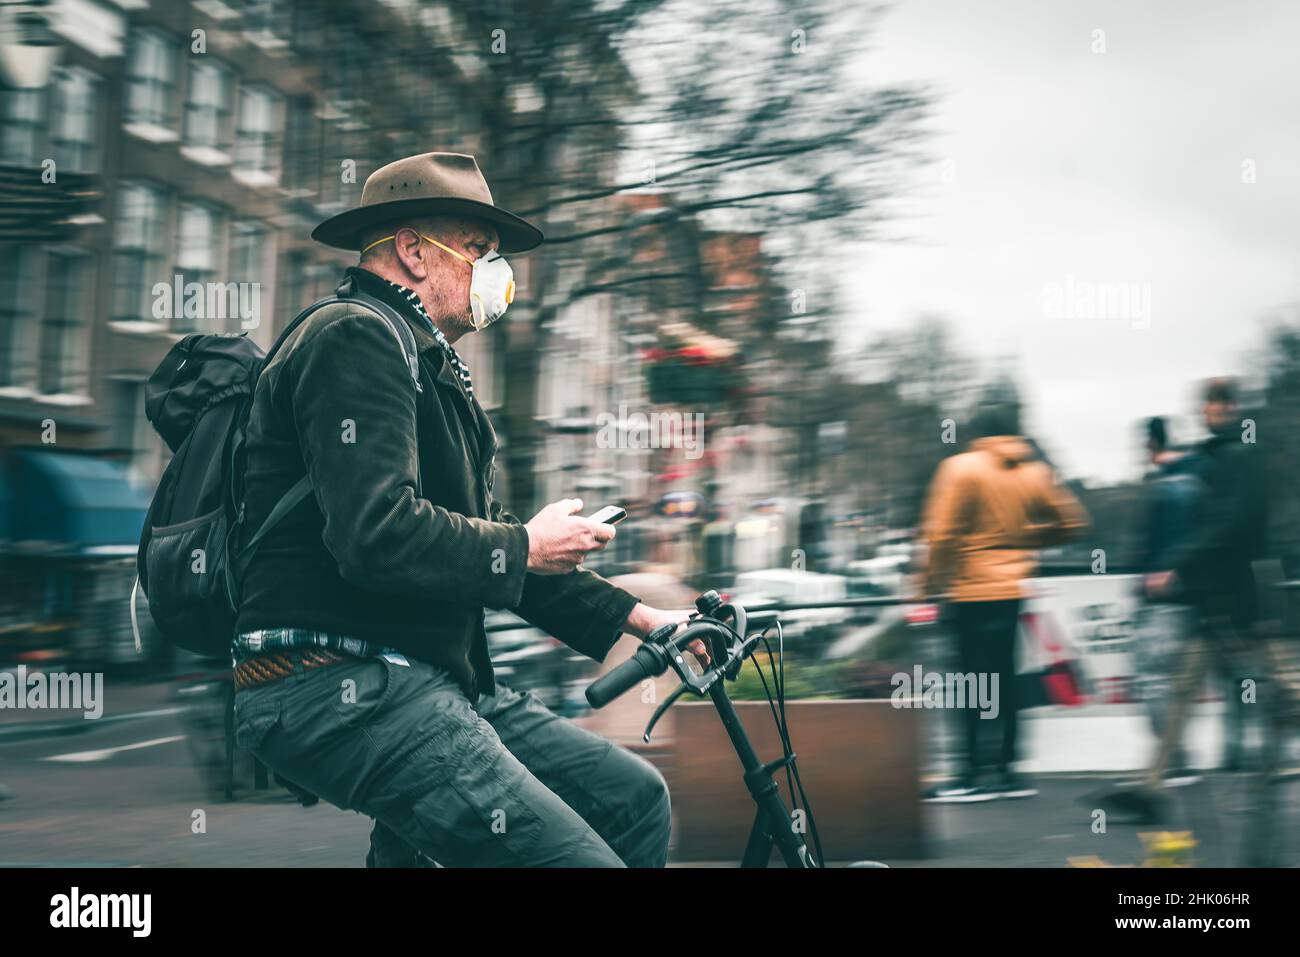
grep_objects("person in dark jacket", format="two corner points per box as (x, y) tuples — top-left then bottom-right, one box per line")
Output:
(232, 152), (701, 867)
(1131, 417), (1203, 779)
(1106, 379), (1276, 822)
(1137, 417), (1202, 576)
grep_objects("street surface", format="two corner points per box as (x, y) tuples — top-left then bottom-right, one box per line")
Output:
(1, 676), (1295, 867)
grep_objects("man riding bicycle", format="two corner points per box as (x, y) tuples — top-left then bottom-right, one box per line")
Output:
(231, 153), (699, 867)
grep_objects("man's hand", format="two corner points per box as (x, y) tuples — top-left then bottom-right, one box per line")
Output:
(524, 498), (615, 575)
(623, 603), (709, 666)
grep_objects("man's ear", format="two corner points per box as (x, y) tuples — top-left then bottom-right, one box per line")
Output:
(393, 227), (430, 281)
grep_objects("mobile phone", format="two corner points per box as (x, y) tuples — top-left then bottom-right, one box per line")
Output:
(587, 505), (628, 526)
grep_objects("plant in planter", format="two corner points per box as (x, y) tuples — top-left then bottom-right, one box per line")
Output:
(672, 619), (927, 861)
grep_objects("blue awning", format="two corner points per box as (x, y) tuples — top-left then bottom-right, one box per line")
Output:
(7, 449), (150, 556)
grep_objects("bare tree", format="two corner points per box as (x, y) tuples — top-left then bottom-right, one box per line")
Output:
(458, 0), (931, 514)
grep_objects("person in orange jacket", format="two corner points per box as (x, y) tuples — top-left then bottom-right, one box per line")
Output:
(917, 399), (1088, 803)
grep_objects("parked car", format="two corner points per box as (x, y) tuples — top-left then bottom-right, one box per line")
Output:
(728, 568), (850, 652)
(846, 541), (916, 600)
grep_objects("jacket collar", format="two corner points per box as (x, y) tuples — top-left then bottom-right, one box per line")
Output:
(345, 267), (475, 394)
(346, 266), (436, 343)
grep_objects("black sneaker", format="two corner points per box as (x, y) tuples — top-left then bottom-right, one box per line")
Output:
(991, 773), (1038, 799)
(923, 779), (998, 803)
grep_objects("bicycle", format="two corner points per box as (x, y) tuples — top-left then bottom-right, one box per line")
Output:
(585, 589), (828, 868)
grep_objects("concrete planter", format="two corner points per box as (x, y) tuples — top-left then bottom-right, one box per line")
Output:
(669, 698), (923, 862)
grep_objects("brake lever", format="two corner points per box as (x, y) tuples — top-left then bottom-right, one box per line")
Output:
(643, 681), (688, 743)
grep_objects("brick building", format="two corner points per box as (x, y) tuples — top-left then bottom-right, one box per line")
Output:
(0, 0), (507, 663)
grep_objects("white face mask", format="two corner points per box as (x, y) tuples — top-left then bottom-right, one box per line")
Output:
(467, 249), (515, 330)
(359, 231), (515, 330)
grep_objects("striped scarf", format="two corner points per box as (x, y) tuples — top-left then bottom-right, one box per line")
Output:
(384, 279), (475, 398)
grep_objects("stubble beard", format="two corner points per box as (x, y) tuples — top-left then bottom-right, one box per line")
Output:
(424, 276), (475, 342)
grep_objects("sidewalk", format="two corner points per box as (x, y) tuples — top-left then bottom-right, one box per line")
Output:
(926, 701), (1296, 776)
(0, 759), (1288, 867)
(895, 771), (1296, 868)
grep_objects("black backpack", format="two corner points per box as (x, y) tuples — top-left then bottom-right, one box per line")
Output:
(133, 276), (423, 658)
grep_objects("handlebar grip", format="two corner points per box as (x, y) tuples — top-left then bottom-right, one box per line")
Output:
(586, 645), (663, 709)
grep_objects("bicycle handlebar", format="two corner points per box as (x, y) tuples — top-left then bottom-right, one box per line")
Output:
(585, 594), (749, 709)
(585, 642), (668, 709)
(583, 591), (822, 867)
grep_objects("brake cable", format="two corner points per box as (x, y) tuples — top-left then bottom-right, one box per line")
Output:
(749, 619), (823, 867)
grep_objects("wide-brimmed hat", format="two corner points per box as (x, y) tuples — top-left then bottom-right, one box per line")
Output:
(311, 151), (543, 254)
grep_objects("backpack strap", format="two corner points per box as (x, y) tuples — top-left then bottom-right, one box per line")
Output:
(327, 275), (424, 496)
(238, 473), (312, 562)
(261, 293), (339, 369)
(334, 274), (423, 394)
(261, 277), (422, 393)
(227, 280), (427, 606)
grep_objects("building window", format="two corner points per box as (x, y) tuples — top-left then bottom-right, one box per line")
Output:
(0, 87), (44, 166)
(175, 202), (222, 332)
(0, 245), (37, 389)
(241, 0), (291, 48)
(279, 249), (310, 323)
(183, 60), (232, 152)
(231, 220), (267, 331)
(49, 68), (99, 173)
(125, 30), (177, 130)
(315, 116), (366, 212)
(233, 86), (280, 180)
(281, 94), (316, 196)
(231, 220), (266, 284)
(110, 379), (162, 481)
(38, 249), (92, 396)
(110, 380), (139, 454)
(306, 261), (337, 308)
(111, 182), (167, 325)
(279, 252), (338, 331)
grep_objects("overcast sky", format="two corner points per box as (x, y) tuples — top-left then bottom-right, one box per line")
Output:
(850, 0), (1300, 483)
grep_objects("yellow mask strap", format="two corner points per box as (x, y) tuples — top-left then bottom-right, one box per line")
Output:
(360, 233), (474, 265)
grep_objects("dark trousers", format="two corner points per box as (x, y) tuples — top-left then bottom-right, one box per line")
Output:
(1142, 616), (1293, 789)
(953, 599), (1021, 779)
(234, 655), (672, 867)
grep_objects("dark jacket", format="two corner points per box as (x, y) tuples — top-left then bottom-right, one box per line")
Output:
(235, 267), (638, 698)
(1166, 425), (1269, 626)
(1138, 453), (1202, 575)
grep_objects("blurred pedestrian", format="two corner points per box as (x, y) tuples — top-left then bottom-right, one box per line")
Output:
(918, 398), (1089, 802)
(1130, 416), (1203, 782)
(1108, 377), (1279, 823)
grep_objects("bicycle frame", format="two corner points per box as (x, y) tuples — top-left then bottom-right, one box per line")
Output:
(708, 677), (816, 867)
(584, 591), (819, 867)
